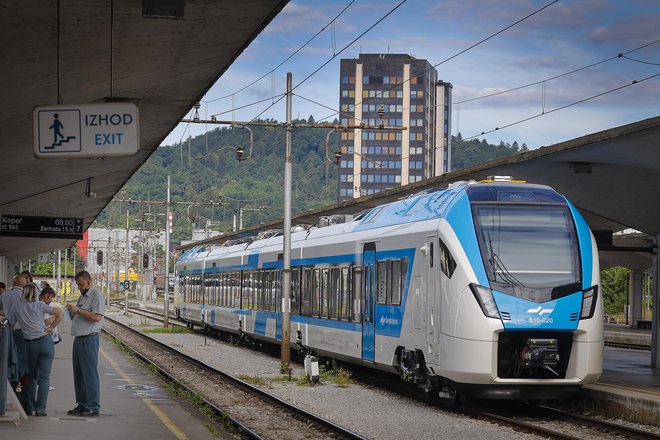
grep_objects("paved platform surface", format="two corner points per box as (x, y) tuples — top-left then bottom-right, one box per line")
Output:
(0, 319), (222, 440)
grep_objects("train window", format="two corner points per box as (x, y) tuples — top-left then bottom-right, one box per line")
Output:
(213, 274), (219, 306)
(268, 270), (276, 312)
(340, 266), (352, 321)
(233, 272), (241, 308)
(254, 272), (260, 311)
(222, 273), (228, 307)
(329, 268), (340, 319)
(377, 261), (388, 304)
(291, 267), (300, 315)
(353, 267), (362, 322)
(312, 269), (321, 317)
(243, 272), (251, 310)
(438, 239), (456, 278)
(390, 260), (402, 305)
(302, 267), (313, 316)
(205, 274), (213, 305)
(259, 271), (265, 311)
(321, 268), (329, 318)
(229, 272), (236, 308)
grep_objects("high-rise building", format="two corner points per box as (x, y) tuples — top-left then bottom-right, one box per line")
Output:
(337, 54), (452, 200)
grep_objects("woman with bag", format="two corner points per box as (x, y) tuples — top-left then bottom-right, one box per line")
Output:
(9, 284), (63, 416)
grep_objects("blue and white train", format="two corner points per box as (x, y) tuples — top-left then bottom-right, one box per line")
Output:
(175, 179), (603, 400)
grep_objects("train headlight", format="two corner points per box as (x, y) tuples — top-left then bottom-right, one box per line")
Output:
(469, 284), (500, 319)
(580, 285), (598, 319)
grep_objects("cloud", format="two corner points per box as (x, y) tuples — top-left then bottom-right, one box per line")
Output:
(589, 13), (660, 48)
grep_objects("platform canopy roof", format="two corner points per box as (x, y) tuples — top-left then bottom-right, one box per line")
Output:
(0, 0), (288, 263)
(183, 116), (660, 270)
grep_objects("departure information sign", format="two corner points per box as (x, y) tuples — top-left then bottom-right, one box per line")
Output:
(0, 215), (83, 239)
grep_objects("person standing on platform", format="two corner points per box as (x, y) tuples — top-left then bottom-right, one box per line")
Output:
(0, 273), (30, 391)
(66, 270), (105, 417)
(9, 284), (63, 416)
(39, 287), (62, 345)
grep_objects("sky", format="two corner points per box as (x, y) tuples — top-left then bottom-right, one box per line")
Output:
(163, 0), (660, 150)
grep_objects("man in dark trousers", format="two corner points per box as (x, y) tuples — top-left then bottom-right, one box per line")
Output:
(66, 271), (105, 417)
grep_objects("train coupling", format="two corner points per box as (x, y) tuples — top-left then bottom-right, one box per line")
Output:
(521, 338), (560, 377)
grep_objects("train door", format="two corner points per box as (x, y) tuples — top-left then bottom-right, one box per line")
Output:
(425, 238), (439, 362)
(362, 243), (376, 362)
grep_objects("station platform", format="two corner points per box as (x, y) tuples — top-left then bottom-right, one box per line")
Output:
(580, 323), (659, 426)
(0, 319), (221, 440)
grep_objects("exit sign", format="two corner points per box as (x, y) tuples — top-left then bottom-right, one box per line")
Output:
(33, 102), (139, 158)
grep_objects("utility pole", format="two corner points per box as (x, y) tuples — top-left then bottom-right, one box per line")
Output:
(281, 72), (293, 370)
(124, 209), (129, 316)
(182, 84), (404, 372)
(164, 175), (171, 327)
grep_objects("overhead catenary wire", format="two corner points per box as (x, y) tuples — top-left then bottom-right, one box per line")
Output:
(464, 73), (660, 140)
(205, 0), (356, 105)
(315, 0), (559, 123)
(619, 54), (660, 66)
(455, 38), (660, 105)
(248, 0), (408, 123)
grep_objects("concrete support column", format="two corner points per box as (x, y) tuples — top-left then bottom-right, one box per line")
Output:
(630, 269), (644, 327)
(652, 234), (659, 368)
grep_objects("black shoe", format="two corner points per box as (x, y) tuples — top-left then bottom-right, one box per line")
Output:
(34, 412), (47, 417)
(67, 407), (83, 415)
(79, 410), (99, 417)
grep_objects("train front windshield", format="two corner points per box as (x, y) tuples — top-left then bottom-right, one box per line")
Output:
(473, 205), (580, 291)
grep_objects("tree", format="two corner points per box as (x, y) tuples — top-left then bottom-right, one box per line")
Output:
(601, 266), (630, 316)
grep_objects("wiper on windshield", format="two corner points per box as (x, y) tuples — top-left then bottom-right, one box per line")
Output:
(486, 232), (523, 287)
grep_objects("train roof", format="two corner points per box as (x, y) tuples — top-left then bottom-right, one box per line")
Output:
(178, 180), (565, 262)
(352, 181), (564, 232)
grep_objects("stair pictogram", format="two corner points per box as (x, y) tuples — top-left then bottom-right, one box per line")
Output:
(45, 113), (76, 150)
(45, 136), (77, 149)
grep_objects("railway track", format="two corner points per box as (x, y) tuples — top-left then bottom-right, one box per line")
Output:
(605, 341), (652, 351)
(462, 402), (660, 440)
(114, 302), (659, 439)
(103, 316), (368, 440)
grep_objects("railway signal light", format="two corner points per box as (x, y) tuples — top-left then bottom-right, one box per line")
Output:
(96, 250), (103, 265)
(143, 254), (149, 269)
